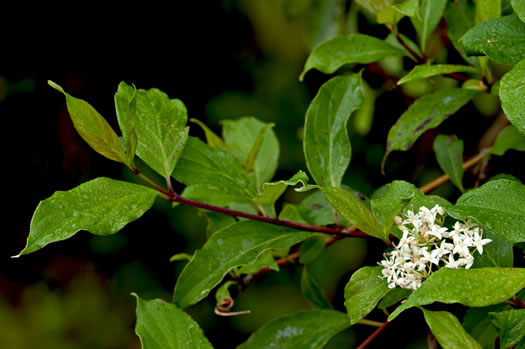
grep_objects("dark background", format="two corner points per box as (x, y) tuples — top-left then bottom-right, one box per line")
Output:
(2, 1), (523, 348)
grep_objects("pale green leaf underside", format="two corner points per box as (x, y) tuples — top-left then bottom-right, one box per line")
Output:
(500, 58), (525, 137)
(489, 308), (525, 347)
(411, 0), (447, 52)
(173, 137), (257, 200)
(303, 74), (363, 187)
(133, 294), (212, 349)
(17, 177), (158, 256)
(460, 15), (525, 64)
(422, 310), (482, 349)
(397, 64), (478, 85)
(388, 268), (525, 321)
(433, 134), (464, 191)
(237, 310), (349, 349)
(446, 179), (525, 243)
(173, 221), (313, 309)
(491, 125), (525, 156)
(512, 0), (525, 22)
(383, 88), (477, 169)
(300, 34), (406, 79)
(344, 266), (390, 325)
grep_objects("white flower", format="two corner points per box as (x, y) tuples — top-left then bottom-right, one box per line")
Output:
(472, 230), (492, 254)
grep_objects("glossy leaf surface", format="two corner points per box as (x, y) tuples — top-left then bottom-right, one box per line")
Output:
(491, 125), (525, 156)
(397, 64), (477, 85)
(411, 0), (447, 52)
(500, 58), (525, 137)
(489, 309), (525, 347)
(422, 309), (482, 349)
(433, 135), (464, 192)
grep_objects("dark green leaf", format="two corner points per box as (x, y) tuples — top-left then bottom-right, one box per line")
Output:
(377, 288), (412, 310)
(371, 180), (415, 236)
(398, 64), (478, 85)
(236, 310), (349, 349)
(215, 281), (238, 307)
(377, 0), (419, 24)
(460, 15), (525, 64)
(472, 232), (514, 268)
(490, 309), (525, 347)
(344, 266), (390, 325)
(173, 221), (313, 309)
(301, 267), (332, 309)
(512, 0), (525, 22)
(303, 74), (363, 187)
(446, 179), (525, 243)
(173, 137), (257, 201)
(299, 235), (327, 265)
(433, 135), (465, 192)
(222, 117), (279, 191)
(203, 212), (236, 238)
(385, 33), (422, 62)
(501, 58), (525, 137)
(383, 88), (477, 170)
(491, 125), (525, 156)
(49, 81), (127, 165)
(306, 0), (344, 50)
(16, 177), (157, 256)
(388, 268), (525, 321)
(422, 309), (482, 349)
(189, 118), (228, 149)
(444, 0), (477, 63)
(133, 294), (212, 349)
(300, 34), (406, 79)
(117, 83), (189, 179)
(463, 304), (509, 349)
(320, 187), (384, 240)
(410, 0), (448, 52)
(278, 204), (309, 224)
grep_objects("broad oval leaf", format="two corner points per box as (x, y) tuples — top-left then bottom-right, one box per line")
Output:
(433, 134), (465, 192)
(410, 0), (448, 52)
(300, 34), (406, 79)
(133, 294), (212, 349)
(463, 304), (510, 349)
(500, 58), (525, 137)
(459, 15), (525, 64)
(388, 268), (525, 321)
(512, 0), (525, 22)
(489, 309), (525, 347)
(344, 266), (390, 325)
(491, 125), (525, 156)
(472, 231), (514, 268)
(304, 74), (363, 187)
(49, 81), (126, 164)
(236, 310), (349, 349)
(422, 309), (482, 349)
(320, 187), (384, 240)
(117, 82), (189, 179)
(446, 179), (525, 243)
(173, 221), (313, 309)
(383, 88), (477, 170)
(173, 137), (257, 201)
(370, 180), (415, 235)
(17, 177), (158, 256)
(397, 64), (478, 85)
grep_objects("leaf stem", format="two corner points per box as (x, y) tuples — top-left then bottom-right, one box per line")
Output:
(418, 147), (492, 193)
(357, 319), (385, 327)
(356, 320), (390, 349)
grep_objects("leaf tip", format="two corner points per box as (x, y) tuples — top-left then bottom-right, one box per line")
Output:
(48, 80), (65, 94)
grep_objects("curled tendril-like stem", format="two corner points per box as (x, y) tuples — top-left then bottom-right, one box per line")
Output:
(214, 297), (251, 317)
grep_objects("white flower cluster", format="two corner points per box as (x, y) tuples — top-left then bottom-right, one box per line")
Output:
(379, 205), (492, 290)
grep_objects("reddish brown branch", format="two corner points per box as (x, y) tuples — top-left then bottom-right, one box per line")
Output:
(356, 321), (391, 349)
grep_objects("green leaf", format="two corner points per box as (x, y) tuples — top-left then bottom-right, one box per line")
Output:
(133, 294), (213, 349)
(114, 82), (138, 167)
(299, 235), (327, 265)
(491, 125), (525, 156)
(472, 232), (514, 268)
(433, 135), (465, 192)
(398, 64), (478, 85)
(297, 188), (362, 227)
(377, 288), (412, 310)
(489, 309), (525, 347)
(385, 33), (423, 62)
(320, 187), (384, 240)
(169, 253), (193, 263)
(463, 304), (509, 349)
(301, 267), (332, 309)
(254, 171), (310, 218)
(512, 0), (525, 22)
(344, 266), (390, 325)
(377, 0), (419, 24)
(475, 0), (501, 23)
(306, 0), (344, 50)
(459, 15), (525, 64)
(370, 180), (415, 236)
(446, 179), (525, 243)
(234, 250), (279, 275)
(215, 280), (238, 307)
(388, 268), (525, 321)
(16, 177), (157, 256)
(236, 310), (349, 349)
(189, 118), (228, 149)
(173, 137), (257, 201)
(422, 309), (482, 349)
(501, 58), (525, 137)
(444, 0), (478, 64)
(383, 88), (477, 170)
(173, 221), (313, 309)
(117, 83), (190, 179)
(278, 204), (309, 224)
(222, 117), (279, 192)
(300, 34), (406, 79)
(410, 0), (448, 52)
(48, 81), (127, 165)
(203, 212), (236, 238)
(303, 74), (364, 187)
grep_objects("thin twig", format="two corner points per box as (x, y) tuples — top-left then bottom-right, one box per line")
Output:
(356, 321), (390, 349)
